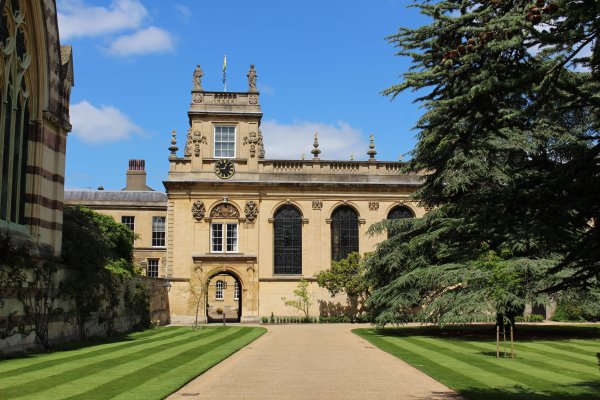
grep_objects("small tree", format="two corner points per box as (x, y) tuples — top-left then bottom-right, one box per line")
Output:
(316, 252), (371, 318)
(179, 269), (207, 330)
(282, 279), (313, 319)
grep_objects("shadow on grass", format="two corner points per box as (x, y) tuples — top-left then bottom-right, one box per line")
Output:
(370, 324), (600, 341)
(456, 381), (600, 400)
(0, 327), (172, 361)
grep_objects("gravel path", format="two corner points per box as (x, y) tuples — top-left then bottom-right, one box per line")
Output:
(167, 324), (463, 400)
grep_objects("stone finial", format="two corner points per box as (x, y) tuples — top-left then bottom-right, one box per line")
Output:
(311, 131), (321, 160)
(169, 129), (179, 160)
(301, 153), (305, 160)
(350, 153), (355, 161)
(367, 134), (377, 161)
(247, 64), (258, 93)
(193, 64), (203, 91)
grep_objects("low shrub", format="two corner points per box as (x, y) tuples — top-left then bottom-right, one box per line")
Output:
(516, 314), (544, 323)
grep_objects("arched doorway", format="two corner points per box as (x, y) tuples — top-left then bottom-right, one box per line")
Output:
(205, 271), (242, 323)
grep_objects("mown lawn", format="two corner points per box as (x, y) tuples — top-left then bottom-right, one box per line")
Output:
(0, 326), (266, 400)
(354, 325), (600, 400)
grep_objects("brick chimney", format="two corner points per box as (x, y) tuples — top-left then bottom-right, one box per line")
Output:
(125, 159), (147, 191)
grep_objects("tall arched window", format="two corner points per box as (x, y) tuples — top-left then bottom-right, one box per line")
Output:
(273, 205), (302, 274)
(0, 0), (32, 224)
(331, 206), (359, 261)
(387, 206), (415, 238)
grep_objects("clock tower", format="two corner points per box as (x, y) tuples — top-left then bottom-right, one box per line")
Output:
(171, 64), (264, 181)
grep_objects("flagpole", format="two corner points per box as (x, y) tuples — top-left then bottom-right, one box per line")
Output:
(222, 55), (227, 92)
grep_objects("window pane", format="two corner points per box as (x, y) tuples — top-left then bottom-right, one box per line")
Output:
(214, 126), (236, 158)
(121, 216), (135, 232)
(331, 206), (359, 261)
(274, 206), (302, 274)
(226, 224), (237, 252)
(212, 224), (223, 252)
(147, 259), (159, 278)
(216, 280), (224, 300)
(152, 216), (166, 247)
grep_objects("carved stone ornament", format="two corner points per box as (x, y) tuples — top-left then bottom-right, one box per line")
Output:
(193, 64), (203, 90)
(249, 94), (258, 104)
(369, 201), (379, 211)
(193, 92), (203, 104)
(191, 200), (206, 221)
(244, 201), (259, 222)
(243, 131), (260, 158)
(257, 130), (265, 159)
(210, 203), (240, 219)
(184, 128), (192, 157)
(192, 131), (207, 157)
(312, 200), (323, 210)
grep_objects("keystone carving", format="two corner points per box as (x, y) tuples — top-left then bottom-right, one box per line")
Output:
(191, 200), (206, 221)
(312, 200), (323, 210)
(210, 203), (240, 218)
(244, 201), (259, 222)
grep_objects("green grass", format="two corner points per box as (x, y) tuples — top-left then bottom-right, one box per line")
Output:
(354, 325), (600, 400)
(0, 326), (266, 400)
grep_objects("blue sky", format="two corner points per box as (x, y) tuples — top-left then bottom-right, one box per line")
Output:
(59, 0), (428, 191)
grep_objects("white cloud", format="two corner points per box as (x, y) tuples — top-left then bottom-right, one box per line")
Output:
(175, 4), (192, 21)
(58, 0), (148, 40)
(70, 100), (143, 143)
(261, 120), (368, 160)
(108, 26), (174, 56)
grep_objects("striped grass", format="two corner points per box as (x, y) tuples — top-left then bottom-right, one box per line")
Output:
(354, 325), (600, 400)
(0, 326), (266, 400)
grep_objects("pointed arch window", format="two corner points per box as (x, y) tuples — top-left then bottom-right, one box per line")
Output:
(387, 206), (415, 238)
(0, 0), (32, 224)
(331, 206), (359, 261)
(274, 205), (302, 275)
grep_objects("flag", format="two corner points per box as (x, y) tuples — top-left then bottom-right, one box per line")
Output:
(222, 55), (227, 86)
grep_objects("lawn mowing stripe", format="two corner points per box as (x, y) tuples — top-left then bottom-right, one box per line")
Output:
(354, 332), (488, 389)
(0, 328), (187, 377)
(526, 341), (598, 360)
(377, 336), (518, 387)
(0, 328), (211, 387)
(116, 328), (266, 400)
(567, 339), (600, 349)
(0, 328), (226, 399)
(507, 342), (598, 368)
(554, 340), (600, 352)
(402, 336), (559, 390)
(60, 328), (254, 400)
(541, 341), (599, 357)
(452, 340), (600, 381)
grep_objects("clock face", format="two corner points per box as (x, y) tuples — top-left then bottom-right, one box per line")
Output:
(215, 159), (235, 179)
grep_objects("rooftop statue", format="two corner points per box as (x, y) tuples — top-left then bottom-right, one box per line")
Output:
(247, 64), (258, 92)
(193, 64), (203, 90)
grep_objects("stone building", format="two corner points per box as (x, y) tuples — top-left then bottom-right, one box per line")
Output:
(64, 160), (167, 278)
(165, 65), (424, 323)
(0, 0), (73, 256)
(0, 0), (73, 352)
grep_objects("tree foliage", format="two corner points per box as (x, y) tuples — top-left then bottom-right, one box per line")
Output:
(61, 205), (136, 338)
(282, 279), (313, 318)
(367, 0), (599, 325)
(316, 252), (371, 317)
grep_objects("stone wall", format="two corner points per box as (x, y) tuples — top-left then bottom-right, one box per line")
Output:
(0, 276), (170, 356)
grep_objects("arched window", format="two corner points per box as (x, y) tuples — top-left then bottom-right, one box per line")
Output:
(387, 206), (415, 238)
(0, 0), (32, 224)
(331, 206), (359, 261)
(274, 205), (302, 274)
(388, 206), (415, 220)
(234, 281), (239, 300)
(215, 280), (224, 300)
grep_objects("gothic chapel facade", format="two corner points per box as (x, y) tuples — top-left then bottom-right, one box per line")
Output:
(165, 65), (424, 323)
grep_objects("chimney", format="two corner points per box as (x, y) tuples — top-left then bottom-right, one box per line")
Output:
(125, 159), (147, 191)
